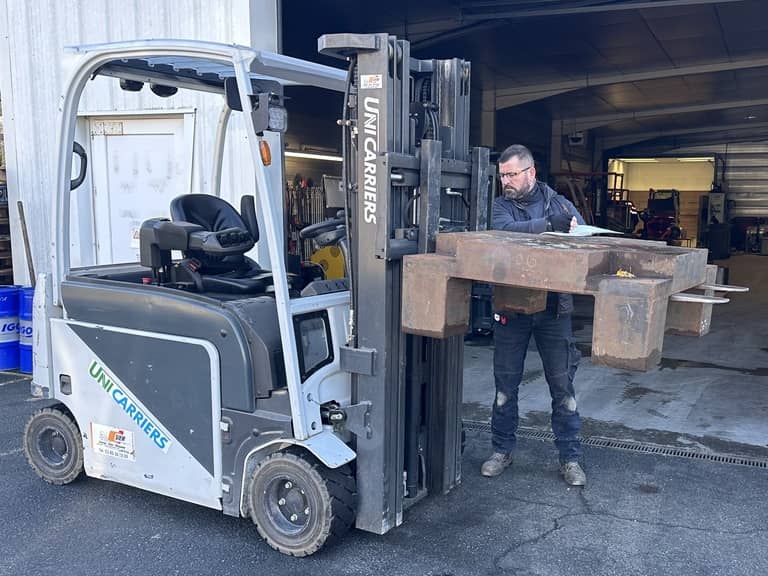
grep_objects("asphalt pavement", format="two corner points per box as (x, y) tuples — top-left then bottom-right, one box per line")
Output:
(2, 375), (767, 576)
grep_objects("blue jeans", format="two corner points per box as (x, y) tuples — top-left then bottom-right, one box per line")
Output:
(492, 310), (582, 463)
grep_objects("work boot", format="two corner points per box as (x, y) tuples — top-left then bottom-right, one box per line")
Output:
(480, 452), (514, 477)
(560, 461), (586, 486)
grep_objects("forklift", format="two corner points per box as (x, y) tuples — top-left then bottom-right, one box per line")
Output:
(639, 188), (684, 243)
(23, 35), (491, 556)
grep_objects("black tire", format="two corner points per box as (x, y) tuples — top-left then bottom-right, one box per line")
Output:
(23, 405), (84, 485)
(247, 450), (356, 557)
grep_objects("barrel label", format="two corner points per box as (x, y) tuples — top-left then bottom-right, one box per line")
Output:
(0, 318), (18, 343)
(19, 319), (32, 343)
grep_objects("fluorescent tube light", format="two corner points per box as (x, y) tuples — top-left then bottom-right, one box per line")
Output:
(285, 151), (343, 162)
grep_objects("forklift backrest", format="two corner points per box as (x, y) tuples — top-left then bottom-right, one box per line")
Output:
(170, 194), (260, 274)
(239, 195), (260, 244)
(646, 189), (679, 217)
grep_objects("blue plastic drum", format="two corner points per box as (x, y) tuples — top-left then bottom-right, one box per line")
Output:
(0, 285), (19, 370)
(19, 287), (34, 374)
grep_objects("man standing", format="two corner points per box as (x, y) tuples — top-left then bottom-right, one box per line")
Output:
(480, 144), (587, 486)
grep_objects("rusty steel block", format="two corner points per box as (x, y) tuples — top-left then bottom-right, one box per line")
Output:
(402, 254), (471, 338)
(666, 264), (718, 336)
(591, 276), (671, 371)
(402, 231), (714, 370)
(493, 285), (547, 314)
(436, 231), (610, 293)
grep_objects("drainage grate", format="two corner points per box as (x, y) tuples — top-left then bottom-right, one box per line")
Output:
(462, 419), (768, 469)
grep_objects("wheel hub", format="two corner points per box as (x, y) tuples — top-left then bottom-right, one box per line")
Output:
(265, 476), (311, 535)
(37, 426), (69, 468)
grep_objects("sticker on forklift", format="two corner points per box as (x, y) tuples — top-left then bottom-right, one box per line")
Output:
(130, 225), (141, 249)
(360, 74), (383, 89)
(91, 422), (136, 461)
(88, 360), (172, 453)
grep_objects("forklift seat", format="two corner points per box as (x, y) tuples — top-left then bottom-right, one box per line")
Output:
(170, 194), (271, 294)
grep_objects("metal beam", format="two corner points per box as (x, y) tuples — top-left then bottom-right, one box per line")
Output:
(411, 20), (504, 51)
(551, 120), (563, 173)
(480, 89), (496, 148)
(612, 134), (768, 156)
(498, 88), (577, 108)
(461, 0), (746, 20)
(495, 55), (768, 108)
(600, 121), (768, 149)
(560, 98), (768, 133)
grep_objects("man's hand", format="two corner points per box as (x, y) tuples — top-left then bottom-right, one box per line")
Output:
(548, 213), (577, 233)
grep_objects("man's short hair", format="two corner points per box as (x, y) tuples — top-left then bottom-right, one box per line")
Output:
(498, 144), (534, 167)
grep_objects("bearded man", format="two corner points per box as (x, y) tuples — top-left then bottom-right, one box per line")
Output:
(481, 144), (587, 486)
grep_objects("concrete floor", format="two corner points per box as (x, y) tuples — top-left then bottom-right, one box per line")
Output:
(4, 377), (768, 576)
(463, 253), (768, 459)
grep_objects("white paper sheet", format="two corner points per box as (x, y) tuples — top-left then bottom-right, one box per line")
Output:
(542, 224), (621, 237)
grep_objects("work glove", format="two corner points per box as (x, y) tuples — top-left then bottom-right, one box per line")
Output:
(548, 213), (573, 232)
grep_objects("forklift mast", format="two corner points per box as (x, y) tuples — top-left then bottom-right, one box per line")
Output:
(319, 33), (492, 534)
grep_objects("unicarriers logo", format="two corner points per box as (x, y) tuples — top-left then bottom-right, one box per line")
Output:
(362, 96), (379, 224)
(88, 360), (171, 452)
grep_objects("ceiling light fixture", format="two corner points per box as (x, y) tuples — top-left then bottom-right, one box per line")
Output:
(616, 158), (659, 163)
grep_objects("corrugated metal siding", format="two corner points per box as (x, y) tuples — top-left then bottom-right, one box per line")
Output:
(667, 142), (768, 218)
(0, 0), (278, 282)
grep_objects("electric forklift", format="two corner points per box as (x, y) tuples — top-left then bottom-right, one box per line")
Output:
(23, 35), (491, 555)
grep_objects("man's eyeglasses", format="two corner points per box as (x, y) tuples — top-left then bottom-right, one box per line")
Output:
(499, 166), (532, 180)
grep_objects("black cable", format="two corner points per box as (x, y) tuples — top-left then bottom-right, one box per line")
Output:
(404, 192), (421, 225)
(341, 58), (357, 345)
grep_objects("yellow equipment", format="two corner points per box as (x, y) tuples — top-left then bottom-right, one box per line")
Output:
(310, 245), (345, 279)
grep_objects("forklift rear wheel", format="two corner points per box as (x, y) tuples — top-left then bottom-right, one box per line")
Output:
(23, 405), (84, 485)
(248, 450), (356, 556)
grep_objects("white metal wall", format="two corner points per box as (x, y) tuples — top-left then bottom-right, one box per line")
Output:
(0, 0), (279, 282)
(668, 142), (768, 218)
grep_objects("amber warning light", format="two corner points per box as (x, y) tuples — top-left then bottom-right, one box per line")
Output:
(259, 141), (272, 166)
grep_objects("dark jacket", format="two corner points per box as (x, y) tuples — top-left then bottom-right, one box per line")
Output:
(491, 182), (585, 315)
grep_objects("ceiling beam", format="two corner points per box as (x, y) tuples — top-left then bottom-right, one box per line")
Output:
(461, 0), (746, 20)
(411, 20), (503, 51)
(560, 98), (768, 132)
(612, 134), (768, 156)
(600, 121), (768, 149)
(495, 54), (768, 108)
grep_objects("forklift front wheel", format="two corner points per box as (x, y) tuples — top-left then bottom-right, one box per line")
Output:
(247, 450), (356, 556)
(23, 405), (84, 485)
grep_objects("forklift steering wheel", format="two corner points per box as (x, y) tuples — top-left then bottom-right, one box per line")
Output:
(299, 217), (345, 240)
